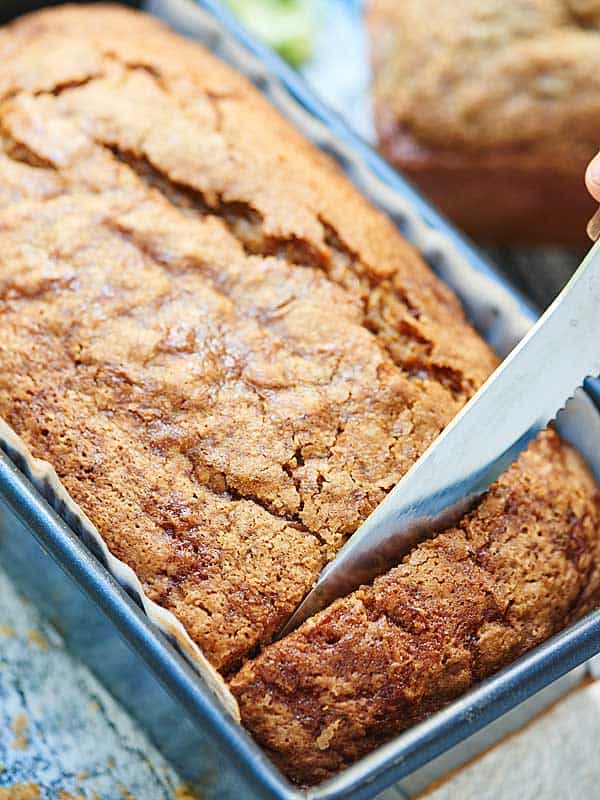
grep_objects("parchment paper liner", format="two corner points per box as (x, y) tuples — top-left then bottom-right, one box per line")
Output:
(0, 416), (240, 720)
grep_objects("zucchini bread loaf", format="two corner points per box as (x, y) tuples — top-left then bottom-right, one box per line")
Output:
(0, 4), (598, 787)
(367, 0), (599, 244)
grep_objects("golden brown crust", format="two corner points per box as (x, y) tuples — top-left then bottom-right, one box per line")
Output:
(3, 7), (599, 784)
(367, 0), (599, 242)
(0, 5), (497, 673)
(231, 431), (600, 784)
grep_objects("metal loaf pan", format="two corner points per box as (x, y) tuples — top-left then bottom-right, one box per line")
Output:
(1, 1), (600, 799)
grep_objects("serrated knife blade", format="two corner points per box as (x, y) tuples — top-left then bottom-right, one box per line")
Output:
(281, 240), (600, 637)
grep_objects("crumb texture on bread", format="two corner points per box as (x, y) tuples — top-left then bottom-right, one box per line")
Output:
(0, 5), (496, 674)
(231, 431), (600, 784)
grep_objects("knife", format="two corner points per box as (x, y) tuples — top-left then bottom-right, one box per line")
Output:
(281, 239), (600, 636)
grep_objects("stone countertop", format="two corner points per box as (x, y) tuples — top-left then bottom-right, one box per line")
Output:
(0, 567), (192, 800)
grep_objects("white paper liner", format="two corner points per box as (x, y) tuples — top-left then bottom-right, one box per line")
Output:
(0, 416), (240, 721)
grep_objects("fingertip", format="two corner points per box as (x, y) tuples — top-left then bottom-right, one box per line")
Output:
(585, 152), (600, 201)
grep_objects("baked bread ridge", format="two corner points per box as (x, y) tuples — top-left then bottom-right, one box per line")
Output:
(367, 0), (599, 242)
(0, 4), (499, 674)
(231, 430), (600, 785)
(1, 2), (598, 786)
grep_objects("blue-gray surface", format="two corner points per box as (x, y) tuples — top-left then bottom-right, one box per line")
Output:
(0, 567), (191, 799)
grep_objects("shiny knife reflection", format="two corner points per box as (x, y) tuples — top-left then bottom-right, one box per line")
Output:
(281, 240), (600, 637)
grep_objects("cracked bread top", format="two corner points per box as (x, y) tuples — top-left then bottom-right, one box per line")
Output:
(0, 4), (497, 674)
(2, 11), (600, 787)
(231, 431), (600, 784)
(368, 0), (600, 162)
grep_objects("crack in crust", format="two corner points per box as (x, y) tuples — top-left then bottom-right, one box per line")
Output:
(101, 146), (476, 398)
(0, 4), (571, 688)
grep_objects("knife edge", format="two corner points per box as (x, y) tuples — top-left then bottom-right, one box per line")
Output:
(279, 241), (600, 637)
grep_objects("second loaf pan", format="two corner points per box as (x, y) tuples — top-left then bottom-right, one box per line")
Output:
(1, 1), (600, 798)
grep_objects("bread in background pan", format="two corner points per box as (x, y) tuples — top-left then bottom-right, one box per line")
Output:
(367, 0), (599, 244)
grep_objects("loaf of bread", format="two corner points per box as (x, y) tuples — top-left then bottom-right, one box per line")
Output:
(367, 0), (599, 244)
(0, 4), (598, 787)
